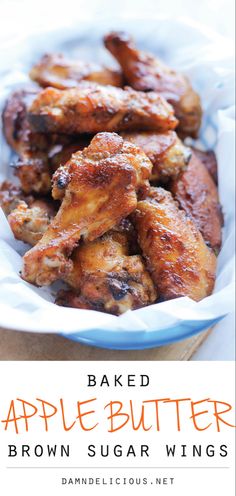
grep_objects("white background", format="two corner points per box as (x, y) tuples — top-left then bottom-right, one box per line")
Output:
(0, 0), (235, 359)
(0, 361), (235, 494)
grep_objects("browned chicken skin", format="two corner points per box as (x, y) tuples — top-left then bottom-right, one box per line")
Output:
(2, 89), (58, 194)
(0, 180), (33, 215)
(2, 89), (91, 194)
(171, 153), (222, 253)
(191, 147), (218, 184)
(28, 84), (178, 135)
(57, 229), (157, 315)
(121, 130), (191, 182)
(132, 187), (216, 302)
(21, 132), (153, 286)
(104, 31), (202, 138)
(8, 199), (56, 246)
(30, 53), (123, 89)
(7, 196), (154, 314)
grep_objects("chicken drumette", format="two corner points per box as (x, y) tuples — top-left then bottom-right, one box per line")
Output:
(171, 153), (222, 253)
(28, 84), (178, 135)
(104, 31), (202, 138)
(121, 130), (191, 182)
(132, 187), (216, 302)
(22, 132), (153, 286)
(30, 53), (123, 89)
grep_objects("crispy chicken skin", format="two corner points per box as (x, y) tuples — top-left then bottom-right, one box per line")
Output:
(30, 53), (123, 89)
(21, 132), (153, 286)
(8, 199), (56, 246)
(191, 147), (218, 184)
(121, 130), (191, 182)
(0, 181), (33, 215)
(132, 187), (216, 302)
(28, 84), (178, 135)
(104, 31), (202, 138)
(57, 230), (157, 315)
(171, 153), (222, 253)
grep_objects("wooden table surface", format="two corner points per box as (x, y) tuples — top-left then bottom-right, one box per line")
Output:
(0, 327), (211, 361)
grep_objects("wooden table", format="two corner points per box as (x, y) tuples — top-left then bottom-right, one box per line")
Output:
(0, 327), (211, 360)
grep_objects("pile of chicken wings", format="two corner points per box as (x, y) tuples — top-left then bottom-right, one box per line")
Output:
(0, 31), (223, 315)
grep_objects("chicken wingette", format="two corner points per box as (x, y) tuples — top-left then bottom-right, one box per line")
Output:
(28, 84), (178, 135)
(104, 31), (202, 138)
(171, 153), (222, 253)
(57, 229), (157, 315)
(30, 53), (123, 89)
(121, 130), (191, 182)
(132, 187), (216, 302)
(21, 132), (153, 286)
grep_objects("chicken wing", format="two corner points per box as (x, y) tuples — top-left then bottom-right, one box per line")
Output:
(104, 31), (202, 138)
(21, 132), (153, 286)
(0, 180), (33, 215)
(171, 153), (222, 253)
(28, 84), (178, 135)
(191, 147), (218, 184)
(57, 229), (157, 315)
(8, 199), (56, 246)
(121, 130), (191, 182)
(132, 187), (216, 302)
(30, 53), (123, 89)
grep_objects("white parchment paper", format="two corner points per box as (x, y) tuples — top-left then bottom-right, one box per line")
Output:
(0, 18), (235, 340)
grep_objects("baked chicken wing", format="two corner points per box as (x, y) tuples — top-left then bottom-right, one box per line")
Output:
(8, 199), (56, 246)
(21, 132), (153, 286)
(28, 84), (178, 135)
(121, 130), (191, 182)
(132, 187), (216, 302)
(171, 153), (222, 253)
(104, 31), (202, 138)
(57, 229), (157, 315)
(30, 53), (123, 89)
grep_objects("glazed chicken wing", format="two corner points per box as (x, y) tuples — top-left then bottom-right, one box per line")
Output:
(8, 199), (56, 246)
(57, 229), (157, 315)
(30, 53), (123, 89)
(21, 132), (153, 286)
(171, 153), (222, 253)
(121, 130), (191, 182)
(28, 84), (178, 135)
(104, 31), (202, 138)
(132, 187), (216, 302)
